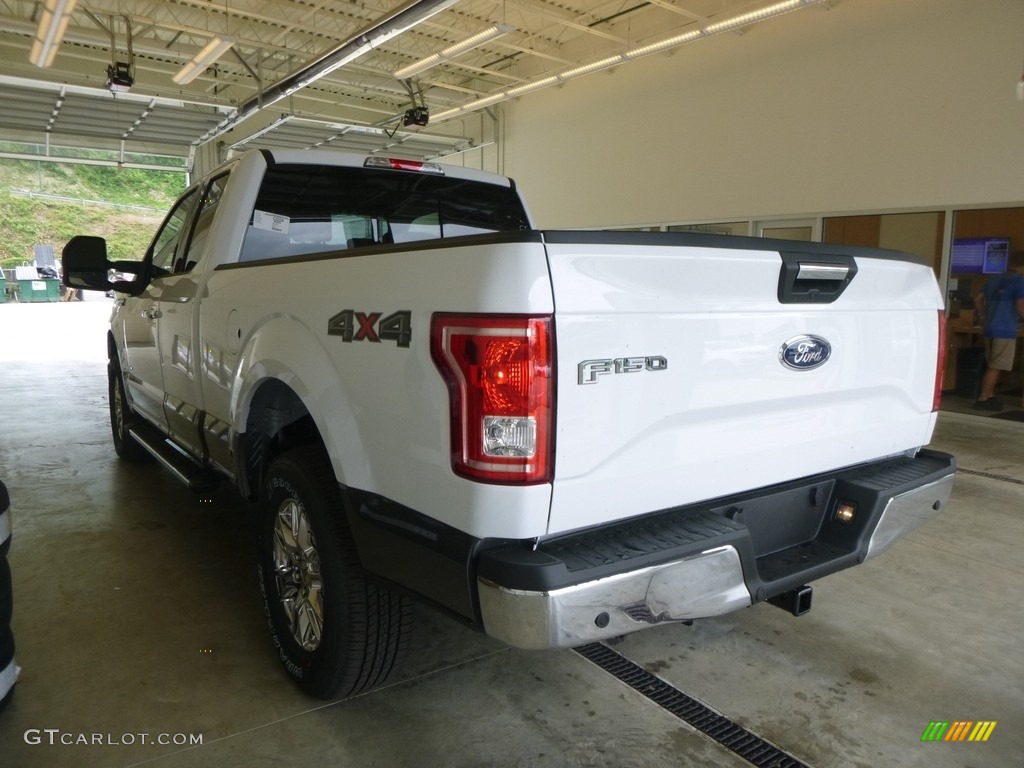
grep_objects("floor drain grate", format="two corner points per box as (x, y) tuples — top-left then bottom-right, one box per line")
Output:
(958, 467), (1024, 486)
(574, 642), (812, 768)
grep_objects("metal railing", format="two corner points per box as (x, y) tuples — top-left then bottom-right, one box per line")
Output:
(10, 189), (161, 213)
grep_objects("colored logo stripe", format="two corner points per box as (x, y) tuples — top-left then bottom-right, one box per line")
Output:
(968, 722), (997, 742)
(921, 721), (996, 743)
(945, 721), (973, 741)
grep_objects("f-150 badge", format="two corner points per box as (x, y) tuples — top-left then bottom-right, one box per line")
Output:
(780, 335), (831, 370)
(578, 356), (668, 385)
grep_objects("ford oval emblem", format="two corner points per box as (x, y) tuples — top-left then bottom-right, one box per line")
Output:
(780, 335), (831, 371)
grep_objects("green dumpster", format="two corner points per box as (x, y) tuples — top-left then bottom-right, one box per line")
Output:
(17, 278), (61, 302)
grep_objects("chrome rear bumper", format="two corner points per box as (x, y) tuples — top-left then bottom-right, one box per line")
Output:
(478, 458), (955, 650)
(478, 545), (751, 650)
(865, 472), (956, 560)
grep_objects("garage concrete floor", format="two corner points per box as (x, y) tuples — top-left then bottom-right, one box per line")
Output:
(1, 300), (1022, 768)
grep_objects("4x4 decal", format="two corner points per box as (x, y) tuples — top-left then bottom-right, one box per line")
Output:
(328, 310), (412, 348)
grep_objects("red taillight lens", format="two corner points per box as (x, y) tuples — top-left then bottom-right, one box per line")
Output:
(933, 308), (947, 412)
(431, 314), (554, 484)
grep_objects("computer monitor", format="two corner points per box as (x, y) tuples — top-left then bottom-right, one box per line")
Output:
(951, 237), (1010, 274)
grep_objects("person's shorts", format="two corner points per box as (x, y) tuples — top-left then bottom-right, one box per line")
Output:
(985, 337), (1017, 371)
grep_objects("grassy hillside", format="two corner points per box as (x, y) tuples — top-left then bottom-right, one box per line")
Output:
(0, 157), (186, 271)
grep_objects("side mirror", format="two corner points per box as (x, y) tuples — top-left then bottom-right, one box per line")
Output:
(62, 236), (146, 296)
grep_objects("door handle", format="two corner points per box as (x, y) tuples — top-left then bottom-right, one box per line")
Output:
(796, 263), (850, 281)
(778, 253), (858, 304)
(146, 306), (162, 320)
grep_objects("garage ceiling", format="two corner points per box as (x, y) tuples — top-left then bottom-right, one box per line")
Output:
(0, 0), (829, 168)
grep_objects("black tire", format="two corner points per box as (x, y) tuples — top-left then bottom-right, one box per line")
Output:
(0, 480), (10, 557)
(108, 358), (153, 463)
(0, 556), (11, 629)
(0, 624), (14, 712)
(257, 446), (412, 699)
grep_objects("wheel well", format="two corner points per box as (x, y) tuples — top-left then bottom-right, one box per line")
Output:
(240, 379), (325, 500)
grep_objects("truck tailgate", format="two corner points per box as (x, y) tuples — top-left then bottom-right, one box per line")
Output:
(544, 231), (943, 536)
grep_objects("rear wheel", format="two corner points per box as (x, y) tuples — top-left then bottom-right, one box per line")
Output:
(108, 358), (152, 463)
(257, 446), (412, 698)
(0, 556), (11, 629)
(0, 625), (14, 712)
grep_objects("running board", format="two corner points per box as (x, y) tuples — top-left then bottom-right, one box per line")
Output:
(128, 423), (220, 493)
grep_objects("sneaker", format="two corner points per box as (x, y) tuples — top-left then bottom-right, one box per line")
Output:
(973, 398), (1004, 411)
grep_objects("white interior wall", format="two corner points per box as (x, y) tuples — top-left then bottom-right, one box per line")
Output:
(494, 0), (1024, 229)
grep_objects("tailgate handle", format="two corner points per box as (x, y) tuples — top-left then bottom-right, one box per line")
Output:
(797, 263), (849, 281)
(778, 253), (857, 304)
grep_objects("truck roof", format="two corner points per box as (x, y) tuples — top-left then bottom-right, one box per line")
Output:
(231, 147), (513, 189)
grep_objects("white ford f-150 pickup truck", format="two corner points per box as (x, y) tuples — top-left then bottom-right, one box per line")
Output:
(63, 149), (956, 699)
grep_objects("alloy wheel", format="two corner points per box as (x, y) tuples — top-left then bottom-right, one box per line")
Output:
(271, 499), (324, 652)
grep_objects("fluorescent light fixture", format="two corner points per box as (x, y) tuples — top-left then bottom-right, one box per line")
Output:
(251, 0), (462, 110)
(394, 24), (514, 79)
(557, 55), (626, 81)
(30, 0), (79, 68)
(624, 29), (703, 59)
(173, 35), (237, 85)
(201, 0), (462, 145)
(505, 76), (558, 98)
(431, 0), (827, 123)
(704, 0), (811, 33)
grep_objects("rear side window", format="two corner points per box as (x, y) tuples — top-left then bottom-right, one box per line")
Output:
(239, 164), (529, 263)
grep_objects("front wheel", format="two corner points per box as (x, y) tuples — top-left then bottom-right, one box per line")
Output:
(108, 358), (153, 463)
(257, 447), (412, 698)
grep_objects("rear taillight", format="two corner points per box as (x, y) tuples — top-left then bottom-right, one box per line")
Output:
(933, 309), (947, 412)
(431, 314), (554, 484)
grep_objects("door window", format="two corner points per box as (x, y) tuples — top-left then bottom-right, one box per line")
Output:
(149, 188), (202, 275)
(175, 173), (229, 273)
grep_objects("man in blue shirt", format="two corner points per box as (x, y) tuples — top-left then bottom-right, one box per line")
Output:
(974, 250), (1024, 410)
